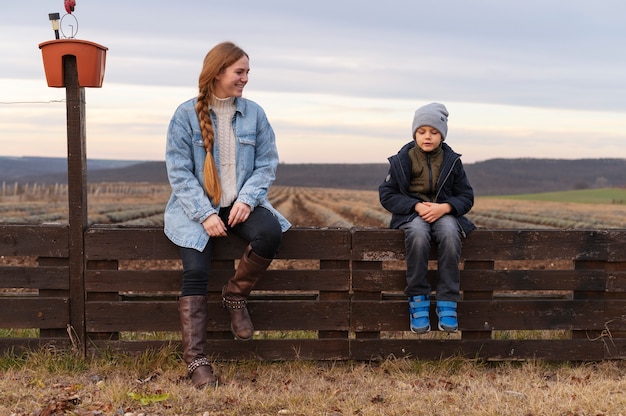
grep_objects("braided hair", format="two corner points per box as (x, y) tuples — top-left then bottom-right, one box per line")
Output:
(196, 42), (248, 204)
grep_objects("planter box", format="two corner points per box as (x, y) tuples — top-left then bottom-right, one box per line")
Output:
(39, 39), (108, 87)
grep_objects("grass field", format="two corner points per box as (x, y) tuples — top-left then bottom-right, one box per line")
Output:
(489, 187), (626, 204)
(2, 184), (626, 229)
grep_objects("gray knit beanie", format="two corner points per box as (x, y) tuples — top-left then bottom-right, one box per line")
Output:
(411, 102), (449, 140)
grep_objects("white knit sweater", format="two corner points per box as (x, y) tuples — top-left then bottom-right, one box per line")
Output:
(211, 96), (237, 207)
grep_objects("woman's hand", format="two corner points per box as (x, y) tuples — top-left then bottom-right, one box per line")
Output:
(202, 213), (227, 237)
(228, 201), (251, 227)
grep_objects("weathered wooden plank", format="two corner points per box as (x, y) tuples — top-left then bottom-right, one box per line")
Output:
(351, 229), (404, 261)
(604, 338), (626, 359)
(353, 269), (405, 293)
(463, 300), (606, 330)
(608, 231), (626, 262)
(0, 338), (72, 354)
(0, 297), (69, 328)
(351, 300), (606, 332)
(605, 300), (626, 331)
(85, 270), (181, 292)
(352, 269), (607, 293)
(85, 301), (179, 332)
(0, 224), (68, 257)
(607, 271), (626, 292)
(84, 226), (179, 261)
(462, 259), (496, 307)
(85, 269), (350, 292)
(0, 266), (69, 290)
(350, 339), (606, 361)
(351, 229), (614, 262)
(84, 227), (352, 260)
(253, 269), (350, 291)
(461, 270), (606, 291)
(86, 300), (350, 332)
(277, 228), (352, 259)
(462, 230), (613, 261)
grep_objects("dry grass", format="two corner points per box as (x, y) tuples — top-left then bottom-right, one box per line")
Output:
(1, 346), (625, 416)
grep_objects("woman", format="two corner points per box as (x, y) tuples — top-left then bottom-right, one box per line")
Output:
(164, 41), (291, 388)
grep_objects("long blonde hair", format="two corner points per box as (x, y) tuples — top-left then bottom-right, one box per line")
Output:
(196, 42), (248, 204)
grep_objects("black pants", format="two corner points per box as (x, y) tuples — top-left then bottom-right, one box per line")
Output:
(179, 206), (282, 296)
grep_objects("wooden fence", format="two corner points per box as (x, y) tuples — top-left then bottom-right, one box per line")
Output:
(1, 224), (625, 361)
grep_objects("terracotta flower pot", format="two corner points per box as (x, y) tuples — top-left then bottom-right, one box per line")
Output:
(39, 39), (108, 88)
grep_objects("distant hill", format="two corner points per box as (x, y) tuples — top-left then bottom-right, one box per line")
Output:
(465, 158), (626, 195)
(275, 159), (626, 195)
(0, 157), (149, 183)
(1, 156), (625, 196)
(274, 164), (389, 190)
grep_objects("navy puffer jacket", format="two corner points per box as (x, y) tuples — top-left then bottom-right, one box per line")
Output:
(378, 141), (476, 237)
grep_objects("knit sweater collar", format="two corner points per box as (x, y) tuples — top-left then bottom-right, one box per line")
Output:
(210, 96), (236, 113)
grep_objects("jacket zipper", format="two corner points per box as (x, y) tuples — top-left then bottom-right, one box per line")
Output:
(434, 156), (459, 202)
(427, 153), (433, 201)
(434, 157), (466, 237)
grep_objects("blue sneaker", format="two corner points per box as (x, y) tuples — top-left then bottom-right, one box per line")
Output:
(408, 295), (430, 334)
(436, 300), (458, 333)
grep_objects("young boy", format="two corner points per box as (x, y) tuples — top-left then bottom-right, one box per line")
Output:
(379, 102), (475, 333)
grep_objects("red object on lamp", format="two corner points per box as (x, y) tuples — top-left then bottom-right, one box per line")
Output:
(64, 0), (76, 14)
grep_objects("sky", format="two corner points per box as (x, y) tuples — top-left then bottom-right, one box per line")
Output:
(1, 1), (626, 164)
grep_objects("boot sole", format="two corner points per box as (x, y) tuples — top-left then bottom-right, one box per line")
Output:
(231, 324), (253, 341)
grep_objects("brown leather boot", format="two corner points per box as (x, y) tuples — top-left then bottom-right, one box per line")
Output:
(179, 296), (217, 388)
(222, 244), (272, 341)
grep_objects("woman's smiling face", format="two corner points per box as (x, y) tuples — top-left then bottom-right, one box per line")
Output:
(213, 56), (249, 98)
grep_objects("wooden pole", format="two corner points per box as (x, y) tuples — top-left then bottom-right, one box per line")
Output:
(64, 54), (88, 355)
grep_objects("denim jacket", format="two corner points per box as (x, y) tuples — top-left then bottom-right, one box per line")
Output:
(164, 96), (291, 251)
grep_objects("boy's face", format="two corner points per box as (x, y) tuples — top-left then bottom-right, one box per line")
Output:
(414, 126), (443, 152)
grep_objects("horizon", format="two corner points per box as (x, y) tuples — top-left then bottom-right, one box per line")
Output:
(2, 154), (626, 166)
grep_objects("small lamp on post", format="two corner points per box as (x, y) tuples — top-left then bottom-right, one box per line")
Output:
(48, 13), (60, 40)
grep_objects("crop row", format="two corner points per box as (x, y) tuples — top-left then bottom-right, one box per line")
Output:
(0, 182), (171, 199)
(470, 198), (626, 229)
(2, 185), (626, 229)
(269, 187), (390, 228)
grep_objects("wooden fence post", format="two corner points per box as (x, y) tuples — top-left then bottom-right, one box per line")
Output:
(65, 55), (88, 355)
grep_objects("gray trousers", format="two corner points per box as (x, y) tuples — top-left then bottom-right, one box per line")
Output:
(400, 214), (462, 301)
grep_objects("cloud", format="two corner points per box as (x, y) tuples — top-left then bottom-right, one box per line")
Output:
(1, 1), (626, 163)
